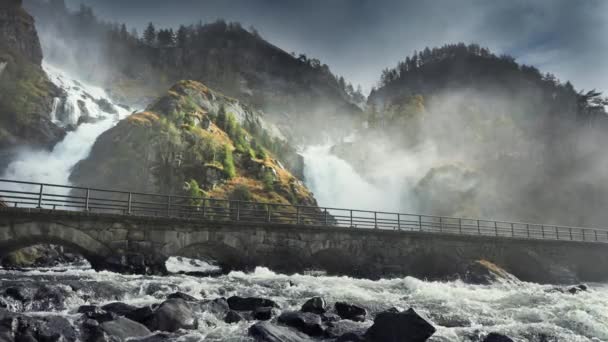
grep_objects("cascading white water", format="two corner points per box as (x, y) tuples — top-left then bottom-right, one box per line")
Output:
(301, 145), (400, 211)
(1, 63), (130, 192)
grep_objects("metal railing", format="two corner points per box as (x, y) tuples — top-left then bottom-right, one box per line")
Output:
(0, 179), (607, 243)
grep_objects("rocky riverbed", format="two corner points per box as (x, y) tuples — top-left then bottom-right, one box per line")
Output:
(0, 257), (605, 341)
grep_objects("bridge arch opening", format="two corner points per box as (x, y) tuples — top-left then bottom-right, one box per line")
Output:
(170, 242), (249, 274)
(0, 239), (104, 270)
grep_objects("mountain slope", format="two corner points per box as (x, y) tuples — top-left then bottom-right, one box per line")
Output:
(70, 80), (317, 207)
(25, 1), (363, 142)
(336, 43), (608, 226)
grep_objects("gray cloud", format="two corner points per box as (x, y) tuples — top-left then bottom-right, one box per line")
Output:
(65, 0), (608, 94)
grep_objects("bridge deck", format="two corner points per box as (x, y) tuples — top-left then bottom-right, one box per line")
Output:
(0, 179), (607, 244)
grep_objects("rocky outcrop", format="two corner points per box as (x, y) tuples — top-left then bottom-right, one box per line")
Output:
(0, 0), (42, 65)
(70, 80), (317, 208)
(0, 0), (64, 150)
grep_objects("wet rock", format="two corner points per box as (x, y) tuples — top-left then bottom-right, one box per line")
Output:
(320, 313), (341, 323)
(224, 310), (244, 324)
(3, 287), (31, 302)
(145, 298), (197, 332)
(463, 260), (519, 285)
(300, 297), (326, 315)
(248, 321), (313, 342)
(253, 307), (274, 321)
(80, 307), (116, 323)
(0, 313), (77, 342)
(334, 302), (366, 322)
(325, 320), (370, 339)
(101, 302), (138, 316)
(336, 332), (365, 342)
(228, 296), (279, 311)
(125, 305), (155, 325)
(167, 292), (198, 302)
(145, 283), (179, 297)
(100, 317), (151, 341)
(483, 332), (514, 342)
(365, 308), (436, 342)
(567, 284), (588, 294)
(130, 332), (175, 342)
(95, 98), (118, 114)
(32, 285), (70, 311)
(200, 297), (230, 316)
(277, 311), (324, 336)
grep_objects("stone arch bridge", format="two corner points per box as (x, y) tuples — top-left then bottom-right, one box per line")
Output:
(1, 179), (608, 283)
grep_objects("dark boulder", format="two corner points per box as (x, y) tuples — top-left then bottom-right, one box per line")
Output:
(228, 296), (279, 311)
(79, 306), (116, 323)
(334, 302), (366, 322)
(325, 320), (370, 339)
(3, 287), (31, 302)
(224, 310), (244, 324)
(125, 305), (155, 325)
(32, 285), (70, 311)
(130, 332), (175, 342)
(167, 292), (198, 302)
(145, 298), (197, 332)
(365, 308), (436, 342)
(253, 307), (274, 321)
(0, 313), (77, 342)
(248, 321), (313, 342)
(101, 302), (138, 317)
(300, 297), (326, 315)
(199, 298), (230, 316)
(336, 332), (365, 342)
(483, 333), (514, 342)
(277, 311), (324, 336)
(81, 316), (151, 342)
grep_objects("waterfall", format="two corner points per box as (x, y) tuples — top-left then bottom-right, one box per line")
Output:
(1, 63), (130, 193)
(301, 145), (405, 212)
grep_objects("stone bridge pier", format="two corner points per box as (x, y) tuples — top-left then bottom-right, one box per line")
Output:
(2, 209), (608, 284)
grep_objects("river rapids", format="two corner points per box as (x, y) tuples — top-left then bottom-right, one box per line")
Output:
(0, 259), (607, 341)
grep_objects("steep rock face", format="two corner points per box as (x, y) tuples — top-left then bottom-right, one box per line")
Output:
(0, 0), (42, 65)
(0, 0), (63, 150)
(70, 80), (317, 207)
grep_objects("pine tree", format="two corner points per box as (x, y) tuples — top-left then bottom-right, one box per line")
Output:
(177, 25), (188, 48)
(143, 22), (156, 46)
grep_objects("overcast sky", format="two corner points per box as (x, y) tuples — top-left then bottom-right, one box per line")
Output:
(65, 0), (608, 94)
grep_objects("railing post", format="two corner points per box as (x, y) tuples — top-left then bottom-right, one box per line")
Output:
(267, 205), (271, 223)
(324, 209), (328, 226)
(419, 215), (423, 232)
(511, 223), (514, 237)
(85, 188), (90, 212)
(374, 212), (377, 229)
(296, 206), (301, 224)
(397, 213), (401, 230)
(595, 229), (598, 242)
(458, 218), (462, 234)
(202, 199), (206, 218)
(236, 201), (240, 221)
(582, 229), (585, 241)
(167, 196), (172, 217)
(569, 227), (573, 240)
(541, 225), (545, 238)
(556, 226), (559, 240)
(127, 192), (132, 214)
(494, 221), (498, 236)
(350, 210), (353, 228)
(37, 184), (44, 208)
(526, 224), (530, 238)
(439, 217), (443, 233)
(477, 220), (481, 235)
